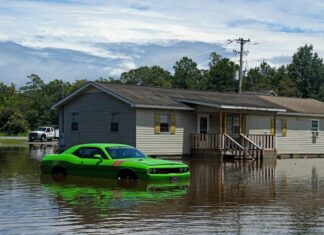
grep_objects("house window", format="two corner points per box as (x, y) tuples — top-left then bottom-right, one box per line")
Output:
(154, 114), (176, 134)
(110, 112), (119, 132)
(71, 112), (79, 131)
(160, 114), (170, 132)
(311, 119), (319, 132)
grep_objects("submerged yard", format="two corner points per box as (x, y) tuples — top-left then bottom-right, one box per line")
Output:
(0, 143), (323, 234)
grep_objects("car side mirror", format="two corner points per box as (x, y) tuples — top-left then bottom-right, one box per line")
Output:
(93, 154), (103, 160)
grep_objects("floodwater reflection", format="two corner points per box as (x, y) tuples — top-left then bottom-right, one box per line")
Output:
(0, 144), (323, 234)
(41, 176), (189, 224)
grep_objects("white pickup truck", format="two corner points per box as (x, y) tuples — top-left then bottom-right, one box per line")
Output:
(28, 126), (59, 142)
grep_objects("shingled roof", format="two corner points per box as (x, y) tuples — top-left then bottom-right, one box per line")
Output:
(95, 82), (286, 112)
(260, 96), (324, 115)
(53, 81), (324, 115)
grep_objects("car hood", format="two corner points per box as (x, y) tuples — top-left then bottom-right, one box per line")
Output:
(31, 131), (43, 134)
(125, 158), (186, 167)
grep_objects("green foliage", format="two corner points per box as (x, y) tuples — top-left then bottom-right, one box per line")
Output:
(96, 77), (123, 84)
(207, 52), (238, 92)
(120, 66), (172, 88)
(243, 44), (324, 99)
(0, 76), (89, 135)
(287, 44), (324, 98)
(0, 107), (28, 135)
(172, 57), (203, 89)
(243, 62), (278, 91)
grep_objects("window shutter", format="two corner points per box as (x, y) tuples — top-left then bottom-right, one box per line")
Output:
(154, 114), (160, 134)
(282, 119), (287, 137)
(170, 114), (176, 134)
(270, 118), (275, 135)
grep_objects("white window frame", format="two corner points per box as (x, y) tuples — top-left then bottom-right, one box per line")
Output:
(197, 114), (209, 134)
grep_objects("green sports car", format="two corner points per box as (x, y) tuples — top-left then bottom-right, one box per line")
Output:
(40, 143), (190, 182)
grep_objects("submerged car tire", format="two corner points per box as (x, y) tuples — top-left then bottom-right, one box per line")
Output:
(51, 166), (67, 182)
(117, 169), (138, 181)
(41, 135), (47, 142)
(117, 169), (138, 188)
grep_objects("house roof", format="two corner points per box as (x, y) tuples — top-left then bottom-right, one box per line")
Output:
(95, 82), (286, 112)
(52, 81), (324, 115)
(260, 96), (324, 116)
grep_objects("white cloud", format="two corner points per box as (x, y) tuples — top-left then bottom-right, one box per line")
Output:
(0, 0), (323, 84)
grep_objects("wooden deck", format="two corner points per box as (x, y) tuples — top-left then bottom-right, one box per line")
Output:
(191, 133), (276, 159)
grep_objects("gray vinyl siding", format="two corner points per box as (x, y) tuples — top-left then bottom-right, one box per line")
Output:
(136, 109), (195, 155)
(60, 88), (136, 148)
(276, 115), (324, 154)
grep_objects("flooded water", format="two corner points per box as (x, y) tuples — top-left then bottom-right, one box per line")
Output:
(0, 144), (324, 234)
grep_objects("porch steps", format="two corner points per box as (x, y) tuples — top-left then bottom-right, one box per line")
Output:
(191, 133), (274, 159)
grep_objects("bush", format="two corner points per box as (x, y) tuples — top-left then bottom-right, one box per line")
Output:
(0, 108), (28, 135)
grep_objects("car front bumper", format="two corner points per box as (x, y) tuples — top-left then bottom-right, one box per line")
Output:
(141, 172), (190, 182)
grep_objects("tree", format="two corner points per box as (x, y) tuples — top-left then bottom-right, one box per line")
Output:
(0, 83), (16, 106)
(120, 66), (172, 87)
(96, 77), (123, 84)
(172, 57), (203, 89)
(243, 61), (277, 91)
(287, 44), (324, 98)
(275, 66), (300, 97)
(207, 52), (238, 92)
(0, 107), (28, 135)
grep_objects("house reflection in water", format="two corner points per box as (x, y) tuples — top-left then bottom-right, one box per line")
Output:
(187, 158), (277, 205)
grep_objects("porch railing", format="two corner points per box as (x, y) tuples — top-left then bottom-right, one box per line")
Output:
(191, 133), (224, 150)
(223, 133), (244, 158)
(240, 133), (263, 159)
(191, 133), (275, 159)
(247, 134), (275, 150)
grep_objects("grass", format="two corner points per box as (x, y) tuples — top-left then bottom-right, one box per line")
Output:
(0, 138), (27, 146)
(0, 132), (29, 137)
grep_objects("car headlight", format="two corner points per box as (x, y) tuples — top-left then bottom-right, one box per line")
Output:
(148, 168), (157, 174)
(180, 168), (188, 173)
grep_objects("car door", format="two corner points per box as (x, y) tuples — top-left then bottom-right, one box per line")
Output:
(45, 128), (53, 139)
(73, 147), (111, 177)
(49, 128), (54, 139)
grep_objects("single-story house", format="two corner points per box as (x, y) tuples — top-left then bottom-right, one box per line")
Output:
(52, 81), (324, 158)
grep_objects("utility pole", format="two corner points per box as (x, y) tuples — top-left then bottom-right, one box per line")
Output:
(228, 38), (250, 93)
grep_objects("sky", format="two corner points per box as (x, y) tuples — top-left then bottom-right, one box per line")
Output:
(0, 0), (323, 86)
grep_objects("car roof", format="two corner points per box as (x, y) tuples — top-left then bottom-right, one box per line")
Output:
(71, 143), (132, 148)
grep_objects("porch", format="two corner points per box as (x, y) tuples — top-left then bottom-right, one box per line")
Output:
(191, 111), (277, 159)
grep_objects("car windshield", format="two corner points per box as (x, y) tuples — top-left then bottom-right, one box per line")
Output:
(35, 127), (47, 131)
(106, 147), (146, 159)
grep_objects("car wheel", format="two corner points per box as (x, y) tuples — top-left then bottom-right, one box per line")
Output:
(51, 166), (67, 182)
(117, 169), (138, 187)
(117, 169), (138, 181)
(41, 135), (47, 142)
(29, 138), (33, 142)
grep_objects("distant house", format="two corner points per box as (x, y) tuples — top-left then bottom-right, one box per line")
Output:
(52, 81), (324, 158)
